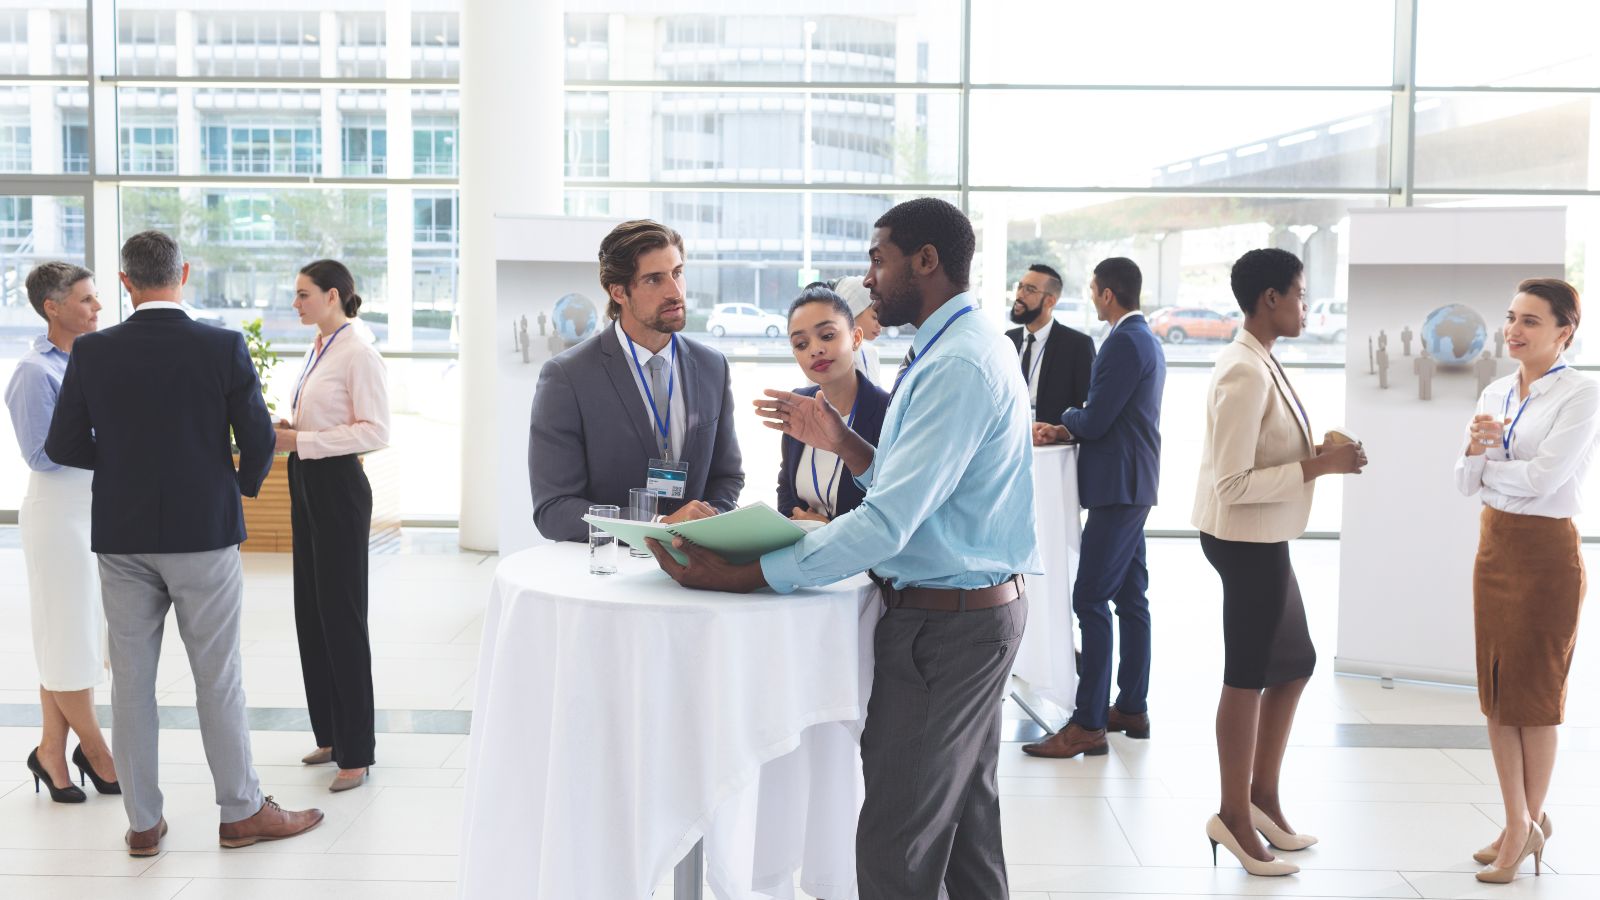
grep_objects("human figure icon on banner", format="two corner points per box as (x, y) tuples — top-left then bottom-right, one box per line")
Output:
(547, 331), (562, 355)
(1376, 346), (1389, 388)
(1414, 348), (1436, 401)
(1378, 329), (1388, 352)
(512, 320), (521, 353)
(1475, 351), (1498, 395)
(538, 311), (547, 336)
(520, 317), (531, 365)
(1368, 335), (1375, 374)
(1401, 325), (1414, 356)
(1494, 327), (1505, 358)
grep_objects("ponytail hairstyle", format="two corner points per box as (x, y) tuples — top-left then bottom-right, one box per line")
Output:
(300, 259), (362, 317)
(788, 282), (855, 326)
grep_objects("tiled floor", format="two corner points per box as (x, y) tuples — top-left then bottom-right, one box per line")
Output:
(0, 532), (1596, 899)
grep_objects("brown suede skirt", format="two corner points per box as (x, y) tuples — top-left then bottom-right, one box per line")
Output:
(1473, 506), (1586, 726)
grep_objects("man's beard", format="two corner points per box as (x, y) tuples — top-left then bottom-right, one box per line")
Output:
(873, 263), (922, 327)
(1009, 302), (1043, 326)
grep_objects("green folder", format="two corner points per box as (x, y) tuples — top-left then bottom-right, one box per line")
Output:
(582, 501), (821, 566)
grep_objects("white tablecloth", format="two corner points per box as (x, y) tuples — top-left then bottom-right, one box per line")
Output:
(460, 542), (878, 899)
(1012, 443), (1082, 713)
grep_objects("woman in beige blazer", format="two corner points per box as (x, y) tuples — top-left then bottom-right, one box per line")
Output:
(1193, 249), (1366, 877)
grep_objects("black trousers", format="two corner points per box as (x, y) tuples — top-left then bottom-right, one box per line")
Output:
(857, 594), (1027, 899)
(288, 453), (375, 768)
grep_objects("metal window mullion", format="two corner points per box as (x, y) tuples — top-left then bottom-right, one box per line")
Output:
(1390, 0), (1419, 207)
(958, 0), (971, 213)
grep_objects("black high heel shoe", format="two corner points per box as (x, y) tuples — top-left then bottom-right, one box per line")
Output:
(26, 748), (86, 803)
(72, 745), (120, 795)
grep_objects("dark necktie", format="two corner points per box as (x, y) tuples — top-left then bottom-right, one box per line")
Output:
(1021, 333), (1036, 384)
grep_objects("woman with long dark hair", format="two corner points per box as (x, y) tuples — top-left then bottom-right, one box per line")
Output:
(275, 259), (390, 792)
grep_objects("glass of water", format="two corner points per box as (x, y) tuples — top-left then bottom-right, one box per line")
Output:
(588, 504), (620, 575)
(627, 488), (659, 558)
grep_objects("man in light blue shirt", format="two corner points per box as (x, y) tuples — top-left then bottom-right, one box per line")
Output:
(648, 198), (1040, 898)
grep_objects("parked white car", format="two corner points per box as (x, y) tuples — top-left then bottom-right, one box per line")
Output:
(706, 303), (787, 338)
(1305, 299), (1347, 342)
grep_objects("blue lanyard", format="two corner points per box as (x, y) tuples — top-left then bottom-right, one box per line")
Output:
(891, 305), (975, 398)
(1501, 364), (1567, 452)
(809, 397), (858, 515)
(292, 322), (351, 411)
(626, 333), (677, 458)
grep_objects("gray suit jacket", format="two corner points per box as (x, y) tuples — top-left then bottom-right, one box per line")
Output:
(529, 324), (744, 542)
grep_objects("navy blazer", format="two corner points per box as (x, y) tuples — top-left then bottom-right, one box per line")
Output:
(45, 308), (276, 554)
(1007, 320), (1096, 426)
(777, 370), (890, 519)
(1060, 313), (1166, 509)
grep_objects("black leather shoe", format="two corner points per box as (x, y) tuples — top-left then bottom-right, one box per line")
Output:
(73, 745), (120, 795)
(26, 748), (86, 803)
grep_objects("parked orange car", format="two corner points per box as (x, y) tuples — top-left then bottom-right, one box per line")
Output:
(1148, 306), (1240, 344)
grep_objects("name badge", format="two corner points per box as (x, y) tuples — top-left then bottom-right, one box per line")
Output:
(647, 457), (688, 499)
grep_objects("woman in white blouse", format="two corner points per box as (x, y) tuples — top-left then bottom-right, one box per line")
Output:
(275, 259), (391, 793)
(1454, 278), (1595, 884)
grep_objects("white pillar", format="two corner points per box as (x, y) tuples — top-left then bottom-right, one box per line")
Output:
(458, 0), (563, 550)
(320, 9), (339, 179)
(385, 0), (414, 351)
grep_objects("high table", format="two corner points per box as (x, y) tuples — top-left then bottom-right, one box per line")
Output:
(1011, 443), (1083, 730)
(460, 542), (877, 899)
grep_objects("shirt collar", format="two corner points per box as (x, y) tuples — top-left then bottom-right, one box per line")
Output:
(1530, 357), (1571, 396)
(31, 333), (66, 356)
(1022, 319), (1052, 347)
(913, 292), (974, 356)
(1109, 308), (1144, 331)
(130, 300), (188, 315)
(614, 319), (674, 363)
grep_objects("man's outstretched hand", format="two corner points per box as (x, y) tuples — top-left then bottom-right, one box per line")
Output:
(646, 537), (768, 594)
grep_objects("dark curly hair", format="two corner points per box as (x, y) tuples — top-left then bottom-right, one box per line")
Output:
(873, 198), (975, 288)
(1230, 248), (1303, 316)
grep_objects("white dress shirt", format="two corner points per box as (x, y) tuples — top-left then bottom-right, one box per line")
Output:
(854, 342), (881, 386)
(615, 320), (686, 461)
(290, 318), (391, 459)
(795, 444), (846, 518)
(1016, 321), (1051, 407)
(1454, 362), (1600, 519)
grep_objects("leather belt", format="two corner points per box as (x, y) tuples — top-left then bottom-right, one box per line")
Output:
(868, 572), (1024, 613)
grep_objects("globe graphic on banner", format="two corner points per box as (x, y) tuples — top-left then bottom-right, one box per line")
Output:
(1420, 303), (1488, 365)
(554, 293), (599, 344)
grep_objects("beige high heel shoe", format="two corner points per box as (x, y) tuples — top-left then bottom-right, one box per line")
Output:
(1475, 821), (1544, 884)
(1206, 815), (1299, 877)
(1250, 802), (1318, 851)
(1473, 811), (1551, 865)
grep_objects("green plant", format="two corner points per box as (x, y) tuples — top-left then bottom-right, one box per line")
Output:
(242, 317), (281, 415)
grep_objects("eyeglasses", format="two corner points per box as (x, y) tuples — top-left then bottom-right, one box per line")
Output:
(1016, 284), (1052, 298)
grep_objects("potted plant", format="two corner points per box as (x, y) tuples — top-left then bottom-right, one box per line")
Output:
(237, 318), (295, 552)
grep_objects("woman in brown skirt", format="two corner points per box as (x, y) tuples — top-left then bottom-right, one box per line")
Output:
(1455, 278), (1596, 884)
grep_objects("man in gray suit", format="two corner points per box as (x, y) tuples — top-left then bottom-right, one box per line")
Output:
(45, 231), (322, 856)
(529, 219), (743, 541)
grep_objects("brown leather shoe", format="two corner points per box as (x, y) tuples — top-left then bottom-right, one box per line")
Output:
(1107, 707), (1151, 739)
(1021, 722), (1108, 758)
(218, 796), (325, 848)
(126, 817), (167, 857)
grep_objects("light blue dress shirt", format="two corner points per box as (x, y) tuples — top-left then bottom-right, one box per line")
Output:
(4, 334), (69, 473)
(761, 293), (1042, 594)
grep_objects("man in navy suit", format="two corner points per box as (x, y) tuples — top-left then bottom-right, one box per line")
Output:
(46, 231), (323, 856)
(1023, 257), (1165, 759)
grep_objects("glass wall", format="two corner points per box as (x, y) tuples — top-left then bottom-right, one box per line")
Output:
(562, 1), (1600, 535)
(0, 1), (461, 518)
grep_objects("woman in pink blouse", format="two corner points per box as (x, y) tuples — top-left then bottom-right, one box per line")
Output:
(275, 259), (391, 793)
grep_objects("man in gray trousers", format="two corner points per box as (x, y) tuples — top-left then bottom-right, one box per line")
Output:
(45, 231), (323, 857)
(647, 199), (1040, 897)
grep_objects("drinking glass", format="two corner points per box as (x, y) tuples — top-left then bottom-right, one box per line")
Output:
(627, 488), (660, 558)
(588, 504), (620, 575)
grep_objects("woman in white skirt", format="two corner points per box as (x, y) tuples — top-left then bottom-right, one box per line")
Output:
(4, 262), (119, 802)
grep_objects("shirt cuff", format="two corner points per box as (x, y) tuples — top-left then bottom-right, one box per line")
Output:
(759, 545), (804, 594)
(852, 455), (878, 491)
(294, 430), (322, 460)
